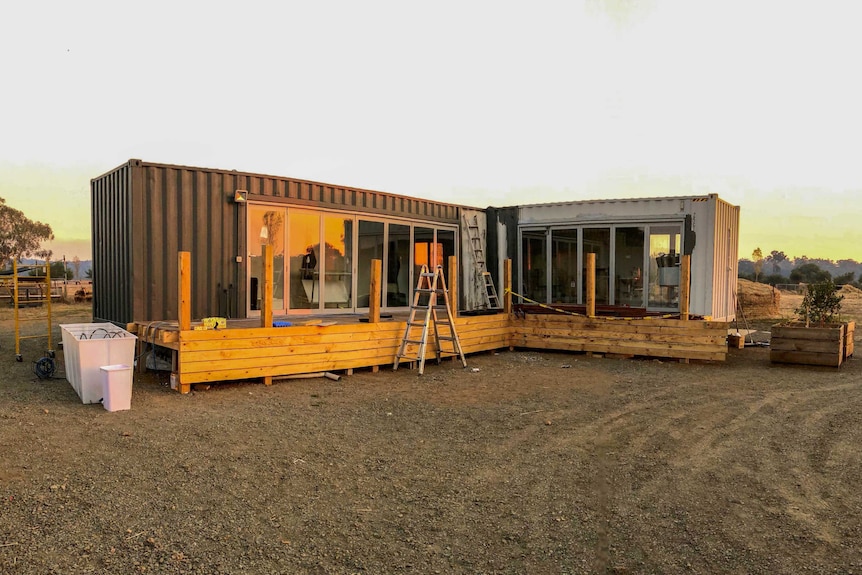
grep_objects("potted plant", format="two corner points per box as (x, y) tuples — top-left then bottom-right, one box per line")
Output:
(770, 280), (850, 366)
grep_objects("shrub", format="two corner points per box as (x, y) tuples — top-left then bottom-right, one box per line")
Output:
(795, 280), (843, 327)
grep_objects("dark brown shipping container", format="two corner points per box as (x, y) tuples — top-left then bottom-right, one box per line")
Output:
(91, 159), (464, 325)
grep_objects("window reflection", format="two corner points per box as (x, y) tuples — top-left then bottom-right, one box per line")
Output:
(522, 230), (547, 303)
(323, 216), (352, 309)
(582, 228), (610, 306)
(615, 227), (644, 307)
(387, 224), (410, 307)
(357, 220), (384, 308)
(249, 206), (285, 312)
(551, 229), (578, 303)
(289, 211), (320, 310)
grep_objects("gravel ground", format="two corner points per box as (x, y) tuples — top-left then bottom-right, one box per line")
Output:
(2, 303), (862, 574)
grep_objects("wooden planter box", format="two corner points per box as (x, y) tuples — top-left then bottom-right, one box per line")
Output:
(770, 322), (846, 367)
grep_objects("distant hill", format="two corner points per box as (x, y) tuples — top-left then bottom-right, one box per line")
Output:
(739, 257), (862, 283)
(15, 258), (92, 280)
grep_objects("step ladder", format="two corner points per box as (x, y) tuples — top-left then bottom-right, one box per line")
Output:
(463, 214), (501, 309)
(393, 265), (467, 375)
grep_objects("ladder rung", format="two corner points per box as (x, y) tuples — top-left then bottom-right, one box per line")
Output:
(404, 339), (424, 345)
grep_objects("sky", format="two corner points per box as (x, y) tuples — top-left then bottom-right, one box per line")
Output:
(2, 0), (861, 262)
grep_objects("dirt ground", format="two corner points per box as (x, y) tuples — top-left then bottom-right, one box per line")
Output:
(2, 301), (862, 574)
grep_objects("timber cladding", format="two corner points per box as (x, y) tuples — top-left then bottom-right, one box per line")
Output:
(177, 314), (512, 385)
(171, 314), (728, 386)
(511, 315), (729, 362)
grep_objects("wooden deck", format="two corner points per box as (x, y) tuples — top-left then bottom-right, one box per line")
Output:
(130, 252), (728, 393)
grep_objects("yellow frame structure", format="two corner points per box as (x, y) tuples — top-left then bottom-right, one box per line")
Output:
(12, 259), (54, 361)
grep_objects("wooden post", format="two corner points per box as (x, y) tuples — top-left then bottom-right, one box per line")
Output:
(369, 258), (382, 323)
(586, 252), (596, 318)
(261, 244), (273, 328)
(680, 254), (691, 321)
(504, 258), (512, 315)
(504, 258), (514, 350)
(261, 244), (274, 385)
(178, 251), (191, 331)
(448, 255), (458, 314)
(177, 251), (192, 394)
(679, 254), (692, 364)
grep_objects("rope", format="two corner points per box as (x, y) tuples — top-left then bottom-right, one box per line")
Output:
(504, 288), (683, 321)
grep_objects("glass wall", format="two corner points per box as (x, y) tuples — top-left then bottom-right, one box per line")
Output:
(248, 205), (285, 312)
(615, 226), (645, 307)
(323, 216), (353, 309)
(551, 229), (578, 303)
(520, 223), (681, 311)
(387, 223), (411, 307)
(437, 229), (455, 279)
(648, 225), (681, 309)
(248, 205), (457, 315)
(357, 220), (385, 309)
(288, 211), (321, 310)
(582, 228), (610, 305)
(521, 230), (547, 303)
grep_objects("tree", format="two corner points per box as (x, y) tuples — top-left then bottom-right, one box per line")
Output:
(762, 273), (789, 286)
(752, 247), (764, 282)
(766, 250), (787, 274)
(72, 255), (81, 279)
(795, 280), (843, 327)
(790, 263), (831, 284)
(85, 268), (93, 279)
(833, 272), (856, 285)
(0, 197), (54, 265)
(29, 261), (72, 280)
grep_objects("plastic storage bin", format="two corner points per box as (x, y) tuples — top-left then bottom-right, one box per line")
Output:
(60, 323), (137, 404)
(101, 364), (133, 411)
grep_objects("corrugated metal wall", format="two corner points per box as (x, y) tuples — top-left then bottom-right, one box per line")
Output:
(92, 160), (466, 324)
(711, 197), (740, 321)
(134, 162), (241, 323)
(225, 165), (460, 223)
(91, 163), (134, 325)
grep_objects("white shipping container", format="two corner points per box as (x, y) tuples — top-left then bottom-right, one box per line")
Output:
(60, 323), (137, 404)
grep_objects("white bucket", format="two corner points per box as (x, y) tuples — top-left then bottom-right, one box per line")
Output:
(100, 364), (133, 412)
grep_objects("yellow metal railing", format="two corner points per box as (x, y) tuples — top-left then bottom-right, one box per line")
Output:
(11, 260), (54, 361)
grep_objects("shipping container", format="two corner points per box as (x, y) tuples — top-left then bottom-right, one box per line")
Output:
(92, 160), (739, 325)
(91, 160), (468, 325)
(489, 194), (740, 321)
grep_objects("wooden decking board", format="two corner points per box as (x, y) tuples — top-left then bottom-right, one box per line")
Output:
(516, 327), (725, 345)
(134, 312), (725, 387)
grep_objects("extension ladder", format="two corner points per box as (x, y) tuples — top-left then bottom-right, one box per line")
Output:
(393, 265), (467, 375)
(463, 214), (501, 309)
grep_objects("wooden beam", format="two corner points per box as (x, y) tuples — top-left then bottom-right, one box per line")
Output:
(680, 254), (691, 321)
(504, 258), (512, 315)
(261, 244), (273, 328)
(448, 255), (458, 313)
(586, 252), (596, 318)
(369, 258), (382, 323)
(178, 251), (191, 332)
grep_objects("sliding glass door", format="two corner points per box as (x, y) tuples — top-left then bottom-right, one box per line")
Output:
(248, 206), (457, 315)
(519, 223), (680, 311)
